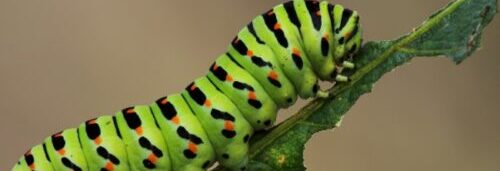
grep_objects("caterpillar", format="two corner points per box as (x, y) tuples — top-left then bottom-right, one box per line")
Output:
(12, 0), (362, 170)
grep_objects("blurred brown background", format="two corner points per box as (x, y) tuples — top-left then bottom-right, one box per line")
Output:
(0, 0), (498, 170)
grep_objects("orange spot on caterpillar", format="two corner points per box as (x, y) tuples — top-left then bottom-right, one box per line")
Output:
(188, 141), (197, 153)
(161, 98), (168, 105)
(267, 11), (274, 16)
(292, 48), (301, 56)
(54, 132), (63, 138)
(248, 91), (257, 100)
(171, 116), (180, 125)
(58, 149), (65, 156)
(105, 162), (114, 171)
(126, 108), (135, 114)
(88, 119), (97, 124)
(226, 75), (233, 82)
(190, 84), (197, 91)
(246, 50), (254, 57)
(344, 32), (352, 38)
(224, 121), (234, 131)
(268, 71), (278, 80)
(273, 23), (281, 30)
(135, 127), (143, 136)
(148, 153), (158, 164)
(233, 38), (240, 44)
(212, 64), (219, 70)
(29, 164), (35, 170)
(94, 136), (102, 145)
(204, 100), (211, 108)
(323, 33), (329, 39)
(316, 11), (321, 16)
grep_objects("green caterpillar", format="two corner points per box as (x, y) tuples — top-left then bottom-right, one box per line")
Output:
(12, 0), (362, 170)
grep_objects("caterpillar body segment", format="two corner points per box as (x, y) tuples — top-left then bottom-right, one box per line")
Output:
(13, 0), (361, 170)
(332, 5), (361, 63)
(228, 28), (298, 108)
(254, 6), (321, 99)
(45, 129), (88, 171)
(13, 144), (55, 171)
(296, 0), (340, 81)
(208, 54), (278, 130)
(183, 77), (253, 171)
(79, 115), (130, 171)
(151, 94), (215, 171)
(115, 106), (171, 170)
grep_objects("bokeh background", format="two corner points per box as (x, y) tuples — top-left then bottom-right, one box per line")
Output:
(0, 0), (498, 170)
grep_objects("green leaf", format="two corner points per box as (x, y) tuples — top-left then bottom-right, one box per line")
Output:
(216, 0), (497, 170)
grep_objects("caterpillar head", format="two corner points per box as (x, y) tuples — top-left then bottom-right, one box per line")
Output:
(332, 6), (362, 64)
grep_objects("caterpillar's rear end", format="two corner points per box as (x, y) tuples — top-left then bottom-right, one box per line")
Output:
(12, 0), (362, 170)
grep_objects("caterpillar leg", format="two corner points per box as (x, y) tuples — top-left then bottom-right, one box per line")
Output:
(315, 90), (329, 98)
(335, 75), (349, 82)
(342, 61), (355, 69)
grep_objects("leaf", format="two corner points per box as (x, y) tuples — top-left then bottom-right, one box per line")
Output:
(215, 0), (497, 170)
